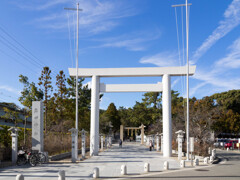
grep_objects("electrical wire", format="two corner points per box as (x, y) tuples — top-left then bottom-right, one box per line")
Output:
(0, 48), (40, 75)
(0, 26), (58, 76)
(174, 7), (185, 102)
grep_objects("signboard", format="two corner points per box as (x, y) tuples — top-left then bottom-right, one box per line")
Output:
(190, 137), (194, 152)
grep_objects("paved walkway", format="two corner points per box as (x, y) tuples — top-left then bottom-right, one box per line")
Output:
(0, 143), (180, 180)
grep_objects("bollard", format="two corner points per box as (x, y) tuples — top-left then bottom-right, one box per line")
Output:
(163, 161), (169, 170)
(212, 149), (216, 159)
(16, 174), (24, 180)
(210, 156), (214, 163)
(121, 165), (127, 175)
(194, 158), (199, 166)
(93, 167), (99, 179)
(58, 170), (65, 180)
(204, 157), (209, 164)
(208, 147), (212, 155)
(144, 163), (150, 172)
(180, 160), (185, 168)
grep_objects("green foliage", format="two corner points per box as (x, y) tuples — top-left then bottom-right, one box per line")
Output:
(118, 106), (132, 126)
(142, 92), (161, 108)
(1, 107), (23, 127)
(211, 90), (240, 114)
(129, 102), (154, 127)
(0, 125), (32, 148)
(38, 66), (53, 133)
(19, 74), (43, 112)
(105, 103), (121, 134)
(0, 125), (11, 148)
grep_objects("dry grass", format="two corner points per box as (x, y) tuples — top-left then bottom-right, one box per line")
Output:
(44, 132), (90, 156)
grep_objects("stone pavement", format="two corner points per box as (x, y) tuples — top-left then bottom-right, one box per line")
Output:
(0, 143), (180, 180)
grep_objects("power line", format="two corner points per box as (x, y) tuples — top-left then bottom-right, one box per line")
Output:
(0, 26), (59, 76)
(0, 48), (40, 76)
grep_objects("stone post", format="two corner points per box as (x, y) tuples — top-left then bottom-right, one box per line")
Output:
(81, 129), (86, 159)
(120, 125), (124, 141)
(69, 128), (78, 162)
(139, 124), (145, 145)
(106, 136), (109, 148)
(146, 136), (149, 146)
(160, 133), (163, 153)
(144, 163), (150, 172)
(212, 149), (216, 159)
(180, 160), (185, 168)
(109, 136), (112, 146)
(8, 127), (20, 164)
(90, 75), (100, 156)
(152, 135), (155, 148)
(100, 135), (104, 150)
(156, 134), (160, 151)
(194, 158), (199, 166)
(162, 74), (172, 157)
(175, 130), (185, 160)
(121, 165), (127, 175)
(163, 161), (169, 170)
(16, 174), (24, 180)
(58, 170), (65, 180)
(93, 168), (99, 179)
(105, 135), (108, 148)
(32, 101), (44, 152)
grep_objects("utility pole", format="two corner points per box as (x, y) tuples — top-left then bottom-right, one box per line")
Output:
(185, 0), (190, 161)
(172, 0), (191, 160)
(64, 3), (82, 162)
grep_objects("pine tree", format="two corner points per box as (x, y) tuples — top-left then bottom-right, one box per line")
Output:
(38, 66), (53, 133)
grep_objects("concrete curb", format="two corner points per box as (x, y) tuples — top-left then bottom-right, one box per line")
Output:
(49, 148), (90, 161)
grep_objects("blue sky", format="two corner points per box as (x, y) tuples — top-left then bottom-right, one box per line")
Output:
(0, 0), (240, 109)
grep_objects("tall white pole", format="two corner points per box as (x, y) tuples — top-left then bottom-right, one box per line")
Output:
(186, 0), (190, 161)
(74, 3), (79, 160)
(76, 3), (79, 130)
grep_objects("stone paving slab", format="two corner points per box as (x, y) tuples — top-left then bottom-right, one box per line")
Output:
(0, 143), (180, 180)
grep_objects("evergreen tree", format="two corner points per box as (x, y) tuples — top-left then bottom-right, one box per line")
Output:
(105, 103), (121, 135)
(38, 66), (53, 133)
(19, 74), (43, 110)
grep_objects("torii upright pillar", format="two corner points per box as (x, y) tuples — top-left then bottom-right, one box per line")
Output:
(90, 75), (100, 156)
(162, 74), (172, 157)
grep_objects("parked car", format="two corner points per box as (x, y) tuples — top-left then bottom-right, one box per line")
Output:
(224, 140), (238, 149)
(214, 139), (228, 148)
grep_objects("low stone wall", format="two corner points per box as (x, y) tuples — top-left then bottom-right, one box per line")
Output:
(50, 148), (90, 161)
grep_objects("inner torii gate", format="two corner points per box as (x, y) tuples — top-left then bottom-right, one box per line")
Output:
(69, 66), (196, 157)
(120, 124), (145, 144)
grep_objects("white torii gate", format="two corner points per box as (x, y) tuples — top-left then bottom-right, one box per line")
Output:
(69, 66), (196, 157)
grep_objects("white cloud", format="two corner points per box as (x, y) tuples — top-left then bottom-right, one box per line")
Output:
(93, 30), (161, 51)
(215, 37), (240, 69)
(0, 85), (21, 95)
(15, 0), (70, 11)
(24, 0), (138, 35)
(192, 0), (240, 63)
(139, 51), (178, 67)
(171, 78), (180, 89)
